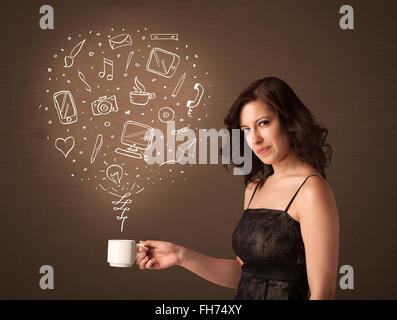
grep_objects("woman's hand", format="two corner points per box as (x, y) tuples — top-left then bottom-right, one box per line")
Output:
(137, 240), (183, 270)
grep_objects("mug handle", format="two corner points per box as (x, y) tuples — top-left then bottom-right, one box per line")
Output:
(135, 243), (145, 260)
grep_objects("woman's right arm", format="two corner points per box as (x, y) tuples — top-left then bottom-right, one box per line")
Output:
(137, 240), (242, 289)
(137, 182), (257, 289)
(179, 246), (242, 289)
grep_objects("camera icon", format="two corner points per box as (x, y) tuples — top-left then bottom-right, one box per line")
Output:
(91, 95), (119, 116)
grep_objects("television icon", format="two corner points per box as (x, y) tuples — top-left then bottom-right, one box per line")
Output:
(115, 121), (154, 160)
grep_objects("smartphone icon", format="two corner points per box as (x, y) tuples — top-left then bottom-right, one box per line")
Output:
(146, 47), (180, 78)
(53, 90), (78, 125)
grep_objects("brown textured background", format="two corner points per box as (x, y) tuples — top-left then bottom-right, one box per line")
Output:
(0, 0), (396, 299)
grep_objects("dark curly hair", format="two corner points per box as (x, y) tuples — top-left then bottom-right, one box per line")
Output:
(222, 76), (332, 188)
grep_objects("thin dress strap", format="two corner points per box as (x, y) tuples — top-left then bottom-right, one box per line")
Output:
(284, 174), (319, 213)
(247, 183), (261, 209)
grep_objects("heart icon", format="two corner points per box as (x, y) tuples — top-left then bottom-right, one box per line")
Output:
(55, 136), (75, 158)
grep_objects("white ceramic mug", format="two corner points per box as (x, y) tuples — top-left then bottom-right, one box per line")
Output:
(107, 239), (144, 268)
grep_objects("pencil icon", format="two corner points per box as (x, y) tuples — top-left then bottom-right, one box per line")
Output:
(172, 72), (186, 98)
(90, 134), (103, 164)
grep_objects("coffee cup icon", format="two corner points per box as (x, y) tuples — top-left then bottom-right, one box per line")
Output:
(129, 76), (156, 106)
(130, 91), (156, 105)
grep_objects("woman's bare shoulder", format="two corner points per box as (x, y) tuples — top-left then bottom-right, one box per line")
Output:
(295, 174), (337, 219)
(302, 174), (335, 200)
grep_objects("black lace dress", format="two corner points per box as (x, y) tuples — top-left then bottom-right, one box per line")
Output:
(232, 175), (318, 300)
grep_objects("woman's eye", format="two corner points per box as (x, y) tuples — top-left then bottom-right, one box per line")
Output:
(242, 128), (251, 134)
(259, 120), (270, 126)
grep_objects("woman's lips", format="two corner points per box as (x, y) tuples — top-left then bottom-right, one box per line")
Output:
(257, 146), (270, 155)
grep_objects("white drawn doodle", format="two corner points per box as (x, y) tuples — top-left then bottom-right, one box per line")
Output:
(106, 164), (124, 184)
(171, 124), (190, 135)
(124, 51), (134, 77)
(135, 187), (144, 194)
(158, 106), (175, 123)
(186, 83), (204, 117)
(90, 134), (103, 164)
(111, 192), (132, 232)
(91, 95), (118, 116)
(55, 136), (75, 158)
(115, 121), (154, 160)
(146, 47), (180, 78)
(150, 34), (178, 41)
(171, 72), (186, 98)
(109, 33), (132, 50)
(77, 70), (92, 93)
(64, 39), (86, 68)
(99, 58), (114, 80)
(159, 138), (196, 166)
(177, 138), (196, 158)
(129, 76), (156, 106)
(53, 90), (78, 124)
(43, 29), (211, 230)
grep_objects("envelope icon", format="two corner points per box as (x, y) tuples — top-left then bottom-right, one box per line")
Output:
(108, 33), (132, 50)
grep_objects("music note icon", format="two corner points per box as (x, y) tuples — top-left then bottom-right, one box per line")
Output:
(99, 58), (114, 80)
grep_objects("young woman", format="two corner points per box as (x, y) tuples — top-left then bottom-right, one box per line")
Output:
(137, 77), (340, 300)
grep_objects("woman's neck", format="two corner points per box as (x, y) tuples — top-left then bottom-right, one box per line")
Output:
(270, 151), (308, 180)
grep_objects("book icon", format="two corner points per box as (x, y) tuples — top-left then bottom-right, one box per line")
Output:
(146, 47), (180, 78)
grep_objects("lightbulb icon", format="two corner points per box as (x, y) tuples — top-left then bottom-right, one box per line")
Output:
(106, 164), (123, 184)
